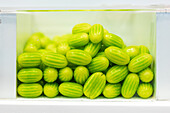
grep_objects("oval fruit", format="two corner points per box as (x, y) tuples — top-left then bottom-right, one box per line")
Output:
(66, 49), (92, 65)
(104, 29), (109, 34)
(45, 43), (57, 53)
(44, 83), (59, 98)
(139, 45), (150, 54)
(124, 46), (139, 59)
(74, 66), (89, 85)
(105, 46), (130, 65)
(88, 56), (109, 73)
(84, 72), (106, 99)
(18, 83), (43, 98)
(72, 23), (91, 34)
(56, 42), (70, 55)
(121, 73), (139, 98)
(137, 83), (153, 99)
(59, 82), (83, 98)
(106, 65), (128, 83)
(84, 42), (101, 57)
(59, 67), (73, 82)
(40, 36), (51, 48)
(139, 68), (154, 82)
(89, 24), (104, 43)
(18, 52), (41, 67)
(102, 33), (124, 48)
(24, 43), (38, 53)
(44, 67), (58, 82)
(42, 52), (68, 68)
(128, 53), (153, 73)
(18, 68), (42, 83)
(103, 83), (121, 98)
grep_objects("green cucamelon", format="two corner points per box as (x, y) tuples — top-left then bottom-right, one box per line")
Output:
(121, 73), (139, 99)
(44, 67), (58, 82)
(124, 46), (139, 59)
(45, 43), (57, 53)
(137, 83), (153, 99)
(18, 68), (43, 83)
(84, 72), (106, 99)
(24, 43), (38, 53)
(139, 68), (154, 83)
(139, 45), (150, 54)
(106, 65), (128, 83)
(59, 82), (83, 98)
(59, 67), (73, 82)
(84, 42), (101, 57)
(56, 42), (70, 55)
(72, 23), (91, 34)
(44, 83), (59, 98)
(40, 36), (51, 49)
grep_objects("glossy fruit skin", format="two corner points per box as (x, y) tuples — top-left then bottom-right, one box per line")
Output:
(68, 33), (89, 47)
(139, 45), (150, 54)
(84, 42), (101, 57)
(121, 73), (139, 99)
(84, 72), (106, 99)
(124, 46), (139, 59)
(45, 43), (57, 53)
(88, 56), (109, 73)
(106, 65), (128, 83)
(89, 24), (104, 43)
(40, 36), (51, 49)
(59, 67), (73, 82)
(102, 33), (124, 48)
(74, 66), (89, 85)
(104, 29), (109, 34)
(137, 83), (153, 98)
(44, 83), (59, 98)
(24, 43), (38, 53)
(105, 46), (130, 65)
(18, 83), (43, 98)
(128, 53), (153, 73)
(59, 82), (83, 98)
(18, 53), (41, 67)
(18, 68), (43, 83)
(103, 83), (121, 98)
(42, 52), (68, 68)
(56, 42), (70, 55)
(66, 49), (92, 65)
(53, 34), (71, 46)
(139, 68), (154, 83)
(72, 23), (91, 34)
(44, 67), (58, 82)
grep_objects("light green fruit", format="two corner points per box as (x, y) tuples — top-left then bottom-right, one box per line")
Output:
(72, 23), (91, 34)
(56, 42), (70, 55)
(121, 73), (139, 99)
(59, 67), (73, 82)
(128, 53), (153, 73)
(88, 56), (109, 73)
(18, 83), (42, 98)
(137, 83), (153, 98)
(74, 66), (89, 85)
(68, 33), (89, 47)
(139, 68), (154, 82)
(139, 45), (150, 54)
(59, 82), (83, 98)
(106, 65), (129, 83)
(18, 52), (41, 67)
(66, 49), (92, 65)
(102, 33), (124, 48)
(45, 43), (57, 53)
(44, 83), (59, 98)
(84, 42), (101, 57)
(105, 46), (130, 65)
(24, 43), (38, 52)
(18, 68), (43, 83)
(103, 83), (121, 98)
(89, 24), (104, 43)
(104, 29), (109, 34)
(40, 36), (51, 48)
(84, 72), (106, 99)
(44, 67), (58, 82)
(38, 49), (48, 58)
(96, 52), (106, 57)
(124, 46), (139, 59)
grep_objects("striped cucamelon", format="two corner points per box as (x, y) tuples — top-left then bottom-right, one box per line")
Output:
(18, 52), (41, 67)
(96, 52), (106, 57)
(59, 82), (83, 98)
(121, 73), (139, 98)
(45, 43), (57, 53)
(74, 66), (89, 85)
(39, 36), (51, 49)
(18, 83), (43, 98)
(56, 42), (70, 55)
(66, 49), (92, 65)
(38, 49), (48, 58)
(18, 68), (43, 83)
(59, 67), (73, 82)
(124, 46), (139, 59)
(24, 43), (38, 53)
(68, 33), (89, 47)
(128, 53), (153, 73)
(44, 83), (59, 98)
(103, 83), (121, 98)
(105, 46), (130, 65)
(137, 83), (153, 99)
(89, 24), (104, 43)
(72, 23), (91, 34)
(84, 42), (101, 57)
(88, 56), (109, 73)
(139, 68), (154, 83)
(44, 67), (58, 82)
(102, 33), (124, 48)
(42, 52), (68, 68)
(106, 65), (129, 83)
(84, 72), (106, 99)
(139, 45), (150, 54)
